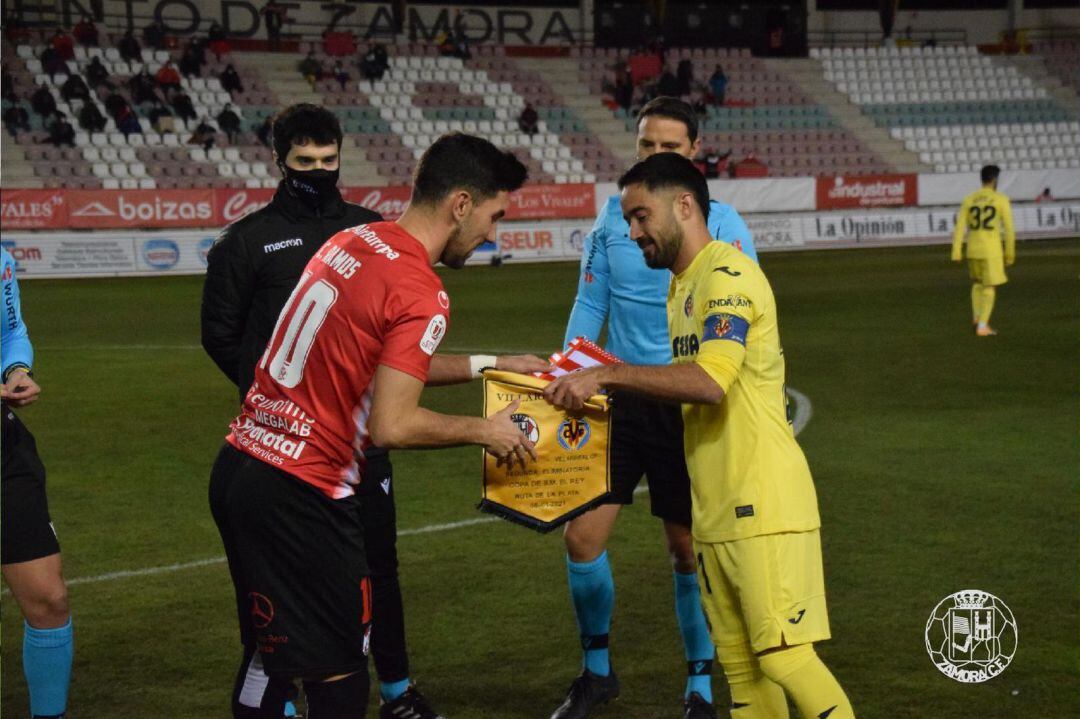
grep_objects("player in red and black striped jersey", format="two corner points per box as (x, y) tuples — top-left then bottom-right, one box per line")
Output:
(210, 133), (532, 719)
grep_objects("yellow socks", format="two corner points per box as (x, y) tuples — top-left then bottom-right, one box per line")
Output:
(758, 644), (854, 719)
(719, 643), (789, 718)
(978, 286), (996, 328)
(971, 283), (983, 324)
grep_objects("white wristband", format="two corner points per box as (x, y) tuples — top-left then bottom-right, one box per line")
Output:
(469, 355), (497, 378)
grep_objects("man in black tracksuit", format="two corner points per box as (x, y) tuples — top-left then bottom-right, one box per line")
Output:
(201, 104), (443, 719)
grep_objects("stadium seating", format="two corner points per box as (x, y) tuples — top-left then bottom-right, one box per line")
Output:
(3, 37), (277, 189)
(306, 43), (602, 184)
(4, 34), (1075, 188)
(1030, 39), (1080, 95)
(816, 44), (1080, 172)
(578, 45), (889, 177)
(889, 121), (1080, 173)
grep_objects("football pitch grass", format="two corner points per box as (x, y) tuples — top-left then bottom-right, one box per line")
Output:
(2, 239), (1077, 718)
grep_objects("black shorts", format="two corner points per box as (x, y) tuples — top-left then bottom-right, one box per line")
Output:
(603, 392), (693, 527)
(209, 444), (371, 679)
(355, 452), (411, 682)
(2, 408), (60, 565)
(355, 452), (398, 580)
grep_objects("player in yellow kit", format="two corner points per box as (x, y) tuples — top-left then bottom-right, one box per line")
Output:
(952, 164), (1016, 337)
(545, 153), (853, 719)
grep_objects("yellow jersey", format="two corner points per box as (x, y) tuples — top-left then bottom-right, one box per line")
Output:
(667, 241), (820, 543)
(952, 187), (1016, 263)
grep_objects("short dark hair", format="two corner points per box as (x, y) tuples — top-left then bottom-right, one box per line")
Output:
(411, 132), (528, 206)
(617, 152), (710, 222)
(271, 103), (342, 162)
(636, 96), (699, 143)
(980, 164), (1001, 184)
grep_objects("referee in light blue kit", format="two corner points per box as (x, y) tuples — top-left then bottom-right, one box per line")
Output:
(549, 97), (756, 719)
(1, 247), (74, 719)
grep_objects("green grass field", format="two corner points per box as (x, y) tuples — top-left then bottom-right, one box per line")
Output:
(2, 240), (1077, 718)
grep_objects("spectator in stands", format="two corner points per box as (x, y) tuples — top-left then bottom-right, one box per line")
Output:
(359, 44), (388, 81)
(256, 115), (272, 148)
(118, 30), (142, 63)
(170, 88), (198, 122)
(72, 14), (98, 47)
(631, 83), (653, 115)
(697, 147), (731, 178)
(332, 60), (350, 90)
(179, 40), (205, 77)
(46, 111), (75, 147)
(657, 63), (680, 98)
(104, 91), (130, 120)
(1036, 187), (1054, 203)
(207, 20), (231, 59)
(130, 68), (161, 105)
(156, 61), (182, 92)
(3, 103), (31, 136)
(689, 89), (708, 120)
(217, 103), (241, 143)
(85, 55), (113, 91)
(454, 34), (472, 61)
(677, 58), (693, 97)
(436, 29), (455, 57)
(708, 64), (727, 106)
(518, 102), (539, 136)
(373, 43), (389, 71)
(39, 46), (67, 78)
(220, 63), (244, 95)
(60, 74), (90, 103)
(1, 70), (16, 103)
(30, 85), (57, 118)
(114, 103), (142, 136)
(144, 18), (166, 50)
(149, 101), (176, 133)
(50, 27), (75, 61)
(613, 66), (634, 111)
(298, 51), (323, 90)
(77, 100), (107, 133)
(188, 116), (217, 150)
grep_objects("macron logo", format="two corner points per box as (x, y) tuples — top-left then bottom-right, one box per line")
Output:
(264, 238), (304, 254)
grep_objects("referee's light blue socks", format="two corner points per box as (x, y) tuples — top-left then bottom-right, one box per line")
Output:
(380, 678), (411, 702)
(675, 571), (715, 703)
(567, 551), (614, 677)
(23, 618), (73, 718)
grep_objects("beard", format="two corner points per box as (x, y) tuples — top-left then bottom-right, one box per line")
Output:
(440, 224), (471, 269)
(639, 218), (683, 269)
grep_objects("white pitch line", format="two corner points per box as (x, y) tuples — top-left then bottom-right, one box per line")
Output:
(2, 517), (503, 595)
(10, 389), (813, 592)
(64, 556), (226, 587)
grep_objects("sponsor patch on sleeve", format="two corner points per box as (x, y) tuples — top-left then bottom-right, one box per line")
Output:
(702, 313), (749, 345)
(419, 314), (447, 356)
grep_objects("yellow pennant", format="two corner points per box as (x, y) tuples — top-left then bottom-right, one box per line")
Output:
(480, 370), (613, 533)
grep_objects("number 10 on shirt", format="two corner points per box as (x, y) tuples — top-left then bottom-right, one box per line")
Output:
(260, 272), (340, 389)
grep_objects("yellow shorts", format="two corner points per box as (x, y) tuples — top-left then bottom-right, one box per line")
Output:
(968, 257), (1007, 286)
(695, 530), (831, 653)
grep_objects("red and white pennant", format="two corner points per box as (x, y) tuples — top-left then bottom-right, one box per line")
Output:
(534, 336), (622, 382)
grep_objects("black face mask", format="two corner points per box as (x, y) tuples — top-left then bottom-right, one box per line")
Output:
(282, 165), (340, 208)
